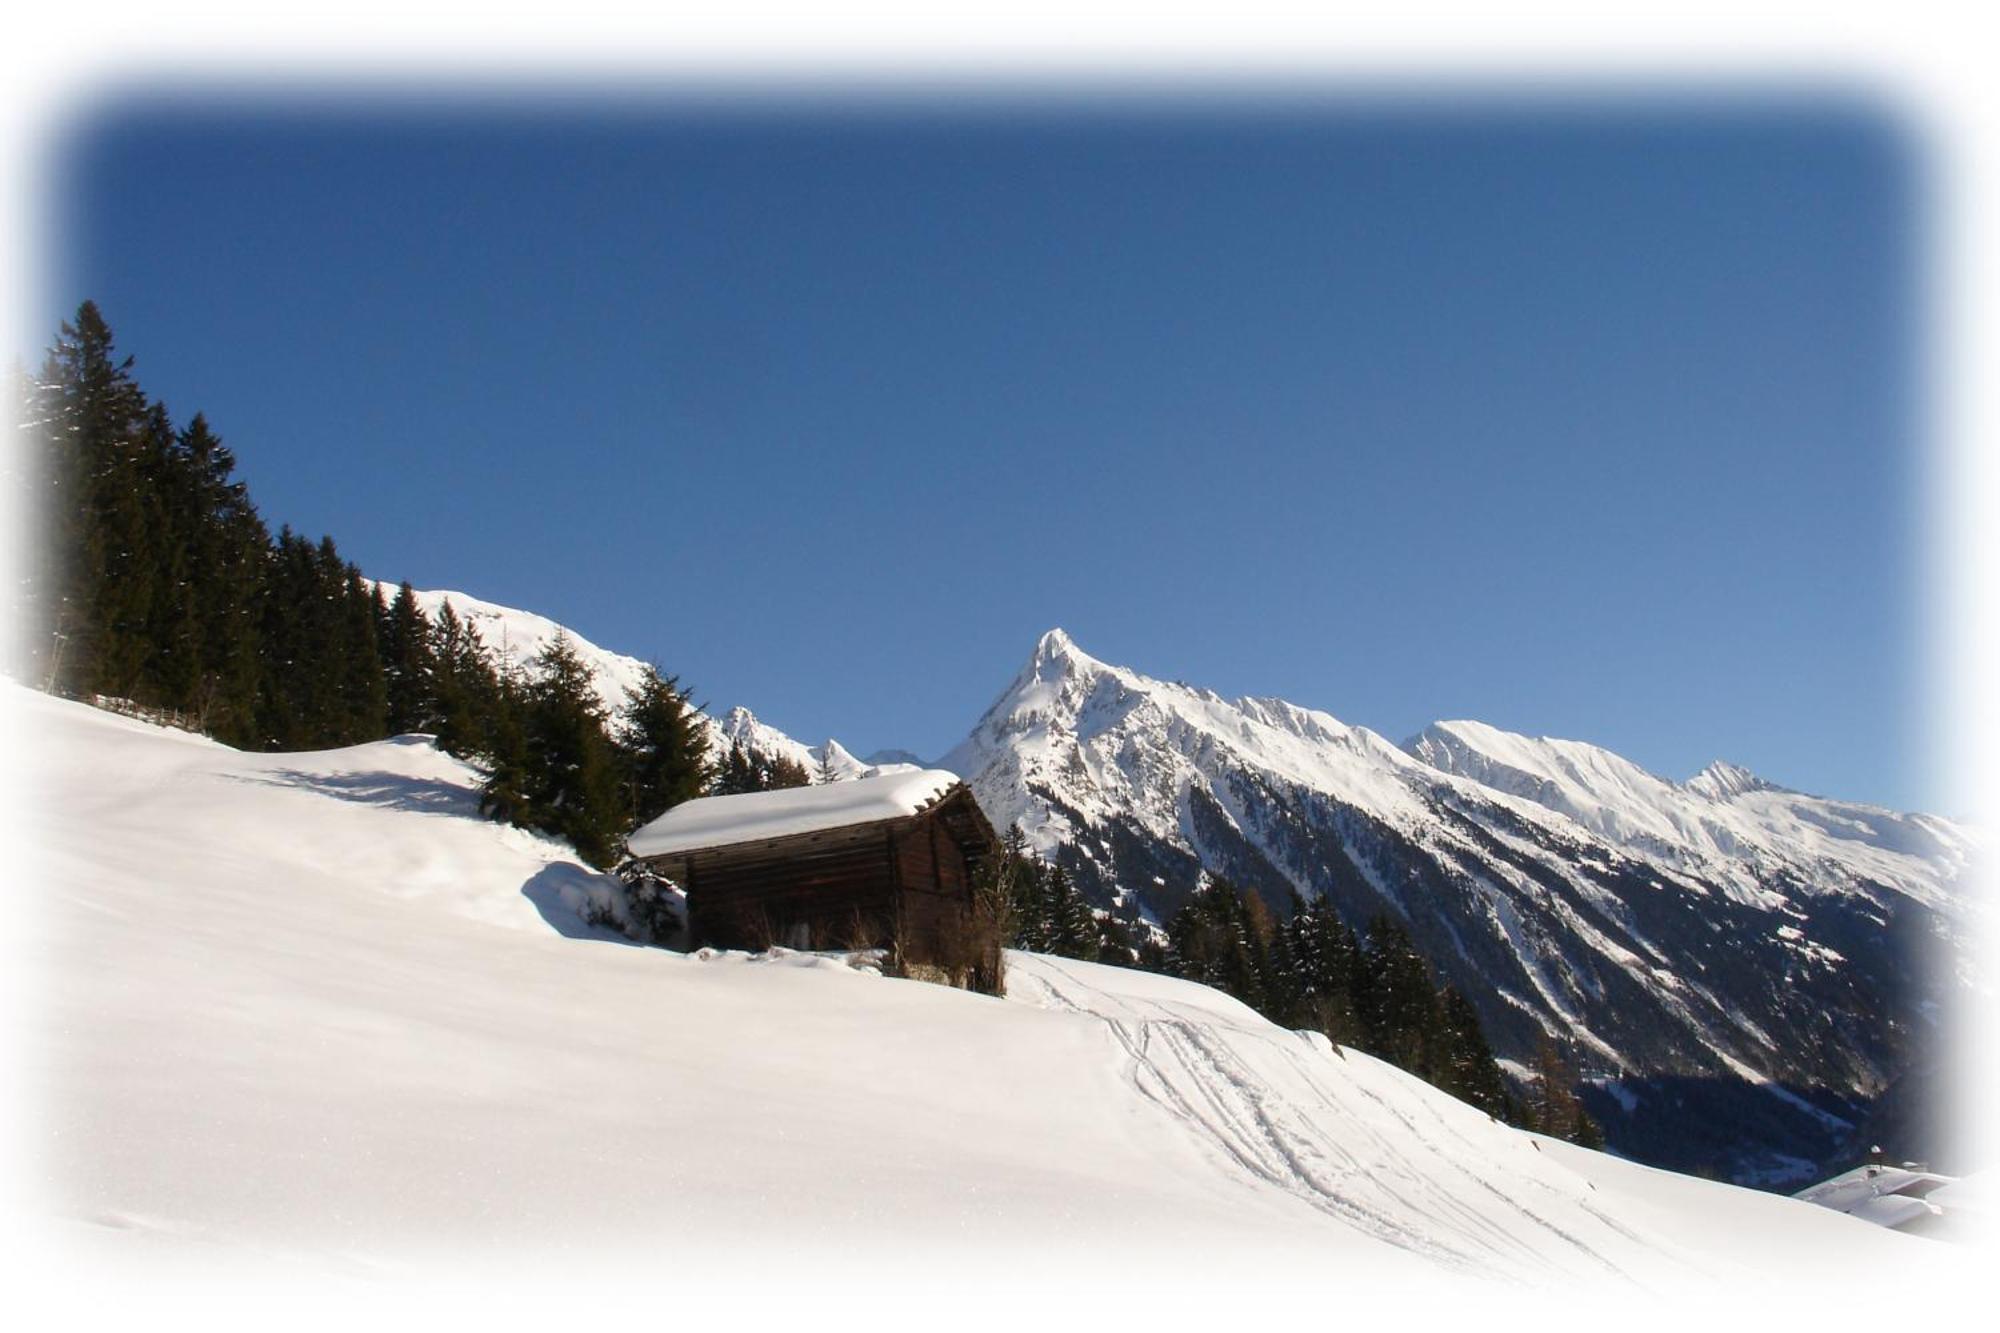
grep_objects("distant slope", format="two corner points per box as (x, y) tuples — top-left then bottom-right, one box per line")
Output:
(384, 583), (654, 718)
(378, 582), (908, 780)
(17, 684), (1943, 1290)
(942, 629), (1979, 1186)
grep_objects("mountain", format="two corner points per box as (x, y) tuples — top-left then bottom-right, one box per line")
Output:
(18, 683), (1945, 1293)
(711, 704), (921, 782)
(385, 583), (655, 715)
(942, 629), (1979, 1186)
(381, 584), (911, 781)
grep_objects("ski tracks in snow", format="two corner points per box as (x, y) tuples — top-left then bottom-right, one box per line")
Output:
(1007, 953), (1681, 1284)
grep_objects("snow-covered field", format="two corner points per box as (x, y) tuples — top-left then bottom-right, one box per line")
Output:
(4, 685), (1971, 1322)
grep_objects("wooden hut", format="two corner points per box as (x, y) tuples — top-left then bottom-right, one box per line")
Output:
(627, 770), (1002, 992)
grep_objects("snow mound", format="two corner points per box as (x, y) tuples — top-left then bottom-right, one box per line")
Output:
(628, 767), (960, 858)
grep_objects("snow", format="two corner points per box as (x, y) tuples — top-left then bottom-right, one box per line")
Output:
(627, 767), (960, 858)
(1795, 1165), (1981, 1240)
(9, 682), (1969, 1310)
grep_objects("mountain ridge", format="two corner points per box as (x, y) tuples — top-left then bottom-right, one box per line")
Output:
(941, 626), (1977, 1185)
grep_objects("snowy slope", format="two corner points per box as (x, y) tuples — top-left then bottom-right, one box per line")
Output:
(381, 583), (655, 717)
(943, 630), (1981, 1185)
(13, 685), (1953, 1296)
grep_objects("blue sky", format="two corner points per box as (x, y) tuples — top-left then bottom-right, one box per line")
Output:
(43, 93), (1928, 808)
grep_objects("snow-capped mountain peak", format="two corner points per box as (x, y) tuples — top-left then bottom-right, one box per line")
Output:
(1685, 759), (1777, 801)
(1034, 625), (1079, 662)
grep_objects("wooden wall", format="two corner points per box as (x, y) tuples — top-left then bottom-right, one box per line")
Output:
(657, 794), (1000, 991)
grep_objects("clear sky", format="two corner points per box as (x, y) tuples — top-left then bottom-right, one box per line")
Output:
(41, 91), (1929, 809)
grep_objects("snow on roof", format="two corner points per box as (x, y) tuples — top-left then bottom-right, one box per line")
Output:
(628, 769), (961, 859)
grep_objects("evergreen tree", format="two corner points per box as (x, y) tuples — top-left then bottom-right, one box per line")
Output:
(1357, 914), (1447, 1079)
(711, 742), (761, 796)
(507, 632), (625, 868)
(173, 413), (268, 744)
(380, 581), (438, 735)
(1281, 893), (1364, 1046)
(1046, 862), (1098, 961)
(27, 301), (151, 697)
(255, 528), (329, 747)
(1012, 857), (1052, 952)
(710, 742), (810, 795)
(1527, 1032), (1602, 1146)
(134, 401), (195, 710)
(1165, 877), (1267, 1011)
(333, 556), (388, 743)
(1437, 986), (1515, 1120)
(617, 664), (711, 829)
(814, 747), (841, 785)
(430, 599), (502, 759)
(764, 753), (811, 790)
(478, 661), (533, 827)
(1094, 908), (1143, 967)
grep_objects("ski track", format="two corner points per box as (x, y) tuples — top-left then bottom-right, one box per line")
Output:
(1008, 953), (1690, 1284)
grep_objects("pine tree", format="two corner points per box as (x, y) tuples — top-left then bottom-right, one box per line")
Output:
(135, 400), (196, 710)
(618, 664), (711, 828)
(711, 742), (761, 796)
(1012, 857), (1050, 952)
(1528, 1032), (1601, 1146)
(1047, 862), (1098, 961)
(507, 631), (625, 868)
(256, 528), (328, 747)
(814, 746), (841, 785)
(1164, 877), (1268, 1010)
(1281, 893), (1364, 1045)
(334, 560), (388, 743)
(1357, 915), (1447, 1079)
(28, 301), (151, 698)
(430, 599), (502, 759)
(380, 581), (438, 735)
(1437, 986), (1516, 1120)
(710, 742), (810, 795)
(174, 413), (268, 744)
(764, 753), (811, 790)
(478, 662), (533, 826)
(1094, 907), (1143, 967)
